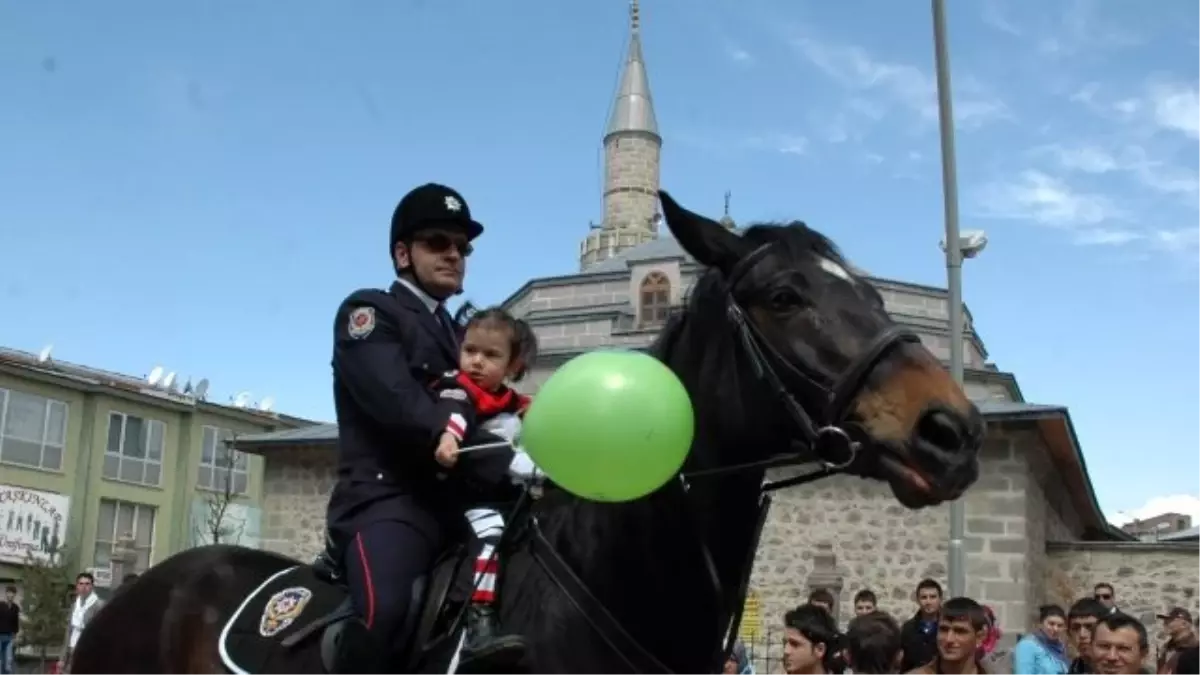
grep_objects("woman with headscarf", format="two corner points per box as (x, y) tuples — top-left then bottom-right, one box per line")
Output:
(1014, 604), (1069, 674)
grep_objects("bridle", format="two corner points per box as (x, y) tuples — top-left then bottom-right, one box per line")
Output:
(522, 241), (921, 674)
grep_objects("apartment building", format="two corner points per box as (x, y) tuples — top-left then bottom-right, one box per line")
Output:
(0, 346), (317, 590)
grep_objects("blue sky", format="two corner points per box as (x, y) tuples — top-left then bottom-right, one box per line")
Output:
(1, 1), (1196, 523)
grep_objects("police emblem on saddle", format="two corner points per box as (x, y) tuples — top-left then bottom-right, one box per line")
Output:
(259, 586), (314, 637)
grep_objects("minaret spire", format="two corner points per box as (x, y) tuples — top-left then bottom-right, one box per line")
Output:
(604, 0), (659, 139)
(580, 0), (663, 271)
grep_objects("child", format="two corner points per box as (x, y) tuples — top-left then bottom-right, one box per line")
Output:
(429, 307), (540, 644)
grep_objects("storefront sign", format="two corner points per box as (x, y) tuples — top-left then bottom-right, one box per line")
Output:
(0, 485), (70, 565)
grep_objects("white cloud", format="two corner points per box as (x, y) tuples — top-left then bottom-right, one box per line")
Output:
(1040, 0), (1143, 56)
(673, 130), (809, 158)
(981, 0), (1023, 37)
(975, 169), (1123, 229)
(788, 35), (1010, 131)
(727, 46), (754, 65)
(1108, 494), (1200, 527)
(1039, 143), (1199, 198)
(1149, 82), (1200, 139)
(772, 134), (809, 155)
(1073, 228), (1143, 246)
(1150, 227), (1200, 256)
(1051, 145), (1119, 174)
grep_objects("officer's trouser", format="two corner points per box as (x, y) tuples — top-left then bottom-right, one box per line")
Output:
(341, 520), (439, 656)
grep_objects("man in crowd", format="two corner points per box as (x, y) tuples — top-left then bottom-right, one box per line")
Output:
(901, 578), (944, 671)
(808, 589), (835, 616)
(1094, 583), (1119, 615)
(1156, 608), (1198, 674)
(854, 590), (878, 617)
(906, 597), (990, 674)
(1092, 613), (1148, 675)
(782, 604), (840, 675)
(1067, 597), (1108, 673)
(0, 586), (19, 675)
(59, 572), (103, 673)
(844, 610), (903, 674)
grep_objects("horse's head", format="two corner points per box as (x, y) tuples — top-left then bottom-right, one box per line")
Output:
(659, 191), (984, 508)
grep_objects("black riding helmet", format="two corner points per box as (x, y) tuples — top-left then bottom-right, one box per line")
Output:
(389, 183), (485, 269)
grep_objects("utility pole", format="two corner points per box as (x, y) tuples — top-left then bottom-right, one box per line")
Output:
(932, 0), (967, 598)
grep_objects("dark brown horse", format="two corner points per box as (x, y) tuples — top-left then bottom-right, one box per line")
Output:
(70, 191), (984, 674)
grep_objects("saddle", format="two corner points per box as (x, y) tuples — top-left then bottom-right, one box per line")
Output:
(217, 481), (547, 675)
(216, 540), (474, 674)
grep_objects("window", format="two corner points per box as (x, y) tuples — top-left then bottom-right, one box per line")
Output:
(198, 426), (249, 495)
(93, 499), (156, 573)
(0, 388), (68, 471)
(639, 272), (672, 326)
(103, 413), (165, 486)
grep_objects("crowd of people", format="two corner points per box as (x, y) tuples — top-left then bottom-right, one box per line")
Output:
(727, 580), (1198, 675)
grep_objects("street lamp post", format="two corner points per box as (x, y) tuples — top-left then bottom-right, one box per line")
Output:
(931, 0), (967, 598)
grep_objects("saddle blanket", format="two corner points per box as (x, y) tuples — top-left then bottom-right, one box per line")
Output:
(219, 565), (349, 674)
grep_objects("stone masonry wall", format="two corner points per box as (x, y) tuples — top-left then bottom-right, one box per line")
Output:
(602, 134), (660, 233)
(259, 447), (336, 560)
(1045, 543), (1200, 627)
(748, 425), (1053, 645)
(581, 133), (661, 268)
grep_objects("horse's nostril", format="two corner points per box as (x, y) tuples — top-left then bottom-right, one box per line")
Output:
(916, 408), (965, 451)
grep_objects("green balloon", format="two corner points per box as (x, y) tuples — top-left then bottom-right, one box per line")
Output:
(521, 350), (695, 502)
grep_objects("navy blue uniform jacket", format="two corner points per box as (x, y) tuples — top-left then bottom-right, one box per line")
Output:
(324, 281), (515, 541)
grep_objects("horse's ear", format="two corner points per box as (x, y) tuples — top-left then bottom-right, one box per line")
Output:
(659, 190), (751, 275)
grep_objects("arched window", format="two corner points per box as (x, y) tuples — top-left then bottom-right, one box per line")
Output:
(639, 272), (671, 326)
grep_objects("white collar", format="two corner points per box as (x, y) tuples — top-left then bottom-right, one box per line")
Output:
(395, 276), (440, 314)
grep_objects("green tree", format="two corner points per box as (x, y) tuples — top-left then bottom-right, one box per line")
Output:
(18, 546), (73, 671)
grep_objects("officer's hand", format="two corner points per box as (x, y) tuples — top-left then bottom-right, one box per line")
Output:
(434, 432), (460, 468)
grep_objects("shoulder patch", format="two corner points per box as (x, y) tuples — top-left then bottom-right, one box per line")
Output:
(347, 307), (376, 339)
(259, 586), (313, 637)
(439, 388), (469, 402)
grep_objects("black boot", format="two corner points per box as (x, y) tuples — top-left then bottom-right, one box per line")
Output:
(325, 618), (387, 674)
(456, 605), (527, 672)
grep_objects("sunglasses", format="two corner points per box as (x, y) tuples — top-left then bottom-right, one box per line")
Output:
(415, 232), (473, 257)
(1095, 593), (1112, 600)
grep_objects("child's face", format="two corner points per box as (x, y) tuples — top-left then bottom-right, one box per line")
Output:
(459, 324), (518, 391)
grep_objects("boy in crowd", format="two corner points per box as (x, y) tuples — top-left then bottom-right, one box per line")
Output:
(906, 597), (990, 674)
(844, 610), (903, 674)
(782, 604), (841, 675)
(1067, 597), (1108, 673)
(901, 579), (944, 671)
(854, 590), (878, 617)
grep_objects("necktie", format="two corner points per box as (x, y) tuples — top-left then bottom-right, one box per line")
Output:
(436, 307), (459, 349)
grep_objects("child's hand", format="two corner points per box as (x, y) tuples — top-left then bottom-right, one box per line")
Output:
(434, 432), (460, 468)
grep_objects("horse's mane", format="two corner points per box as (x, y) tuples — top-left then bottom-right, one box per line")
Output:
(647, 220), (852, 447)
(517, 220), (854, 670)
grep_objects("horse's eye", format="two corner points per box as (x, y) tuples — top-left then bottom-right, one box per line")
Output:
(768, 289), (805, 310)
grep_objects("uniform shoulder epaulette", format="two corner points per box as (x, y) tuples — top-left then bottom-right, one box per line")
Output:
(342, 287), (390, 305)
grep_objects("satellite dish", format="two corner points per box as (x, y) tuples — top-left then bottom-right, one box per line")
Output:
(147, 366), (164, 386)
(194, 378), (210, 401)
(233, 391), (251, 408)
(259, 396), (275, 412)
(161, 372), (177, 390)
(37, 345), (53, 363)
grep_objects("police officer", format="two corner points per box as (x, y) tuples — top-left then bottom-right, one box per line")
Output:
(324, 183), (527, 673)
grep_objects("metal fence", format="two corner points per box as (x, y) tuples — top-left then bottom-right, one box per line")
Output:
(738, 627), (783, 674)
